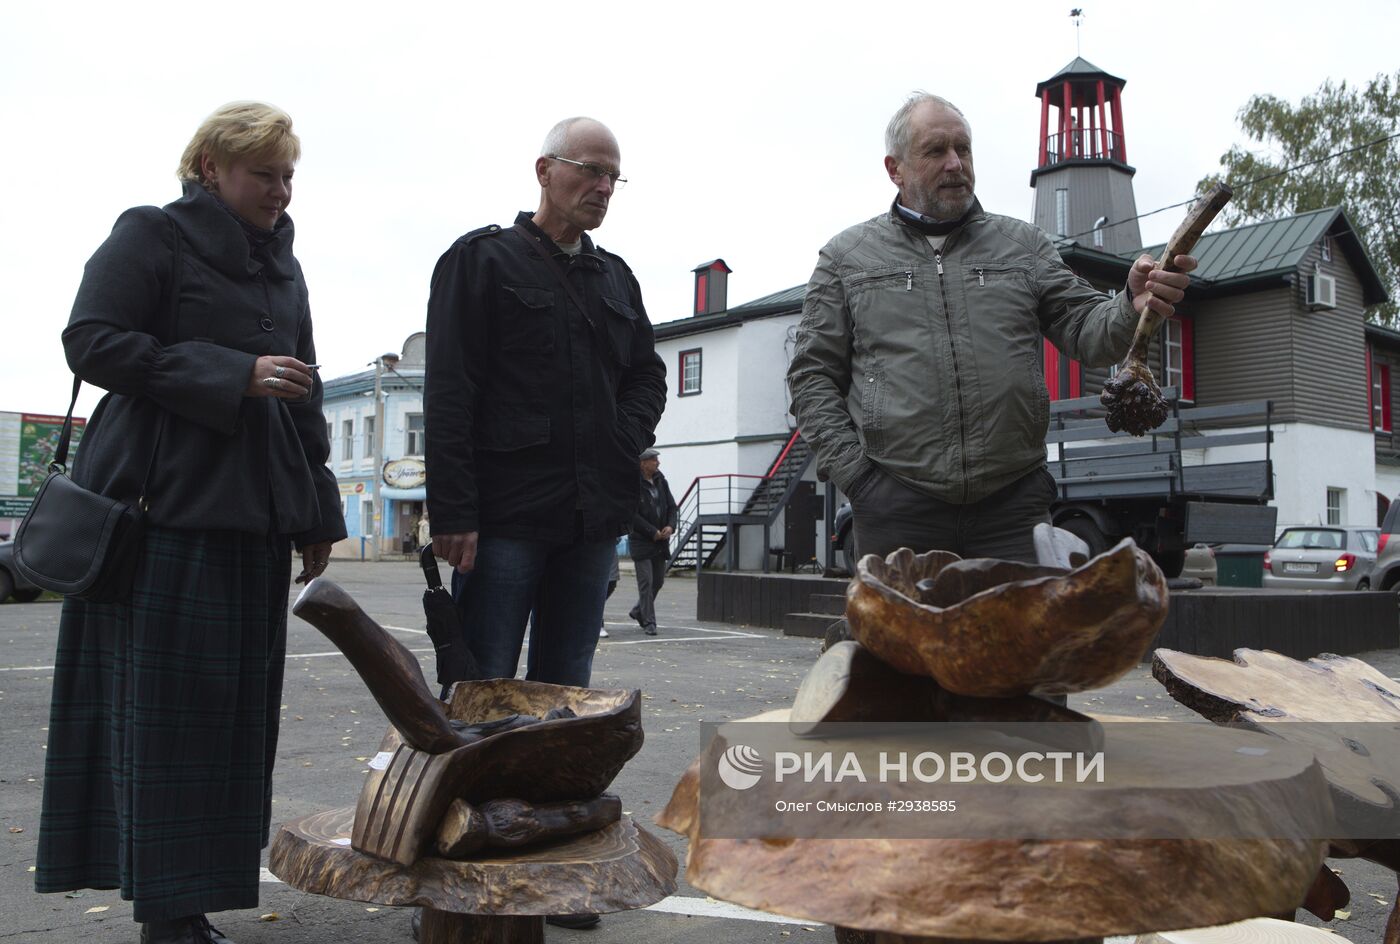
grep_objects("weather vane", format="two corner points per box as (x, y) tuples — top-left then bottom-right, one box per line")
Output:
(1070, 8), (1084, 56)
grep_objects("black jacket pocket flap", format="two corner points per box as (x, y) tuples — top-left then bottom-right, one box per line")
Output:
(478, 415), (550, 451)
(602, 296), (638, 320)
(503, 284), (555, 309)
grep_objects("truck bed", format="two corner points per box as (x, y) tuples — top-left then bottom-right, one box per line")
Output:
(1047, 392), (1273, 503)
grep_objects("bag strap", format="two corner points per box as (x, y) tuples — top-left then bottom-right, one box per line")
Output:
(50, 376), (83, 472)
(510, 222), (597, 332)
(53, 215), (183, 510)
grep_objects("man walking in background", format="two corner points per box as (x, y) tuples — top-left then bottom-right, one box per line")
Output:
(628, 448), (676, 637)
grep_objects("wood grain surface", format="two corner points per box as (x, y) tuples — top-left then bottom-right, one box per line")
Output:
(269, 806), (676, 916)
(350, 680), (643, 866)
(658, 709), (1327, 941)
(1153, 647), (1400, 940)
(846, 541), (1168, 696)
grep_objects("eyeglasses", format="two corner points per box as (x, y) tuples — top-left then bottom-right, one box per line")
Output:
(548, 155), (627, 188)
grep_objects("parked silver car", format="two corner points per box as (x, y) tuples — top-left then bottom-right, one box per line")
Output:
(1261, 526), (1380, 591)
(1368, 501), (1400, 591)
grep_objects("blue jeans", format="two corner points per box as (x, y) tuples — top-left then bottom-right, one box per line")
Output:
(450, 535), (615, 687)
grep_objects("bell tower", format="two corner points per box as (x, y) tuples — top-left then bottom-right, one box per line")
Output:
(1030, 57), (1141, 254)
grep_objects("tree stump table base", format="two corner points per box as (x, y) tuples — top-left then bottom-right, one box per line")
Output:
(269, 806), (675, 933)
(838, 931), (1099, 944)
(418, 911), (543, 944)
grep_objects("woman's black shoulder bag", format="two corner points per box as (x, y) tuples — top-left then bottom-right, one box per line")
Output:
(12, 220), (180, 603)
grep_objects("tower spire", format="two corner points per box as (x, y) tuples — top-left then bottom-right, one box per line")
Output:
(1070, 8), (1084, 57)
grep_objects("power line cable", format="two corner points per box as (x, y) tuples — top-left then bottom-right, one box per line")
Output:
(1063, 130), (1400, 242)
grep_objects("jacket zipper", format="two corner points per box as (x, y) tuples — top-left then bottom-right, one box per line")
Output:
(975, 267), (985, 286)
(905, 269), (913, 291)
(934, 249), (970, 503)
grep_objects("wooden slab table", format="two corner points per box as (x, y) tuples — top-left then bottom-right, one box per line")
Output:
(269, 806), (677, 944)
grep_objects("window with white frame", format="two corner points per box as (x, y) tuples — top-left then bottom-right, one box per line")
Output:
(1326, 487), (1344, 525)
(342, 419), (354, 461)
(1373, 361), (1391, 431)
(1164, 319), (1184, 394)
(1054, 189), (1069, 236)
(362, 497), (374, 536)
(406, 413), (426, 455)
(363, 415), (376, 458)
(679, 349), (702, 396)
(1321, 236), (1332, 263)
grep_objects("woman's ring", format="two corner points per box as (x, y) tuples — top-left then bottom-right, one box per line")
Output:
(263, 377), (280, 389)
(274, 365), (286, 379)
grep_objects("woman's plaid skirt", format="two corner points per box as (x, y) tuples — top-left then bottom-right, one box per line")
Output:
(34, 527), (292, 922)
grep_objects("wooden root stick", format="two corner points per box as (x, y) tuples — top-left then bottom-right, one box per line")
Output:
(436, 794), (623, 858)
(1101, 182), (1233, 436)
(294, 578), (467, 755)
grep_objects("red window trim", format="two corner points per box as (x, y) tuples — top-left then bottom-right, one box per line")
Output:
(1042, 340), (1083, 401)
(694, 274), (708, 315)
(678, 348), (702, 397)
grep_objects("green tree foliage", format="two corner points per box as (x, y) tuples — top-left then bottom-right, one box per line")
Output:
(1198, 71), (1399, 324)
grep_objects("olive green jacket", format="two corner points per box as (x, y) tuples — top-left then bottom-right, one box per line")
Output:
(787, 200), (1137, 504)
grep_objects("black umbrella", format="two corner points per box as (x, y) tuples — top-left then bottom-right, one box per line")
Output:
(419, 545), (479, 688)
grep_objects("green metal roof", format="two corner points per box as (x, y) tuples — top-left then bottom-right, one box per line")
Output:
(659, 207), (1388, 342)
(728, 284), (805, 314)
(653, 284), (806, 342)
(1133, 205), (1387, 304)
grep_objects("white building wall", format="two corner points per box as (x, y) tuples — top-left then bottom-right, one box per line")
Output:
(734, 315), (802, 438)
(652, 329), (742, 498)
(1270, 423), (1378, 530)
(1376, 466), (1400, 508)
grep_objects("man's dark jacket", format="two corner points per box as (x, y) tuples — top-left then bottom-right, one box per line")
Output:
(629, 470), (677, 560)
(424, 213), (668, 542)
(62, 183), (344, 545)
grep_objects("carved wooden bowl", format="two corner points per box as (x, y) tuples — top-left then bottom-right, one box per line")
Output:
(354, 680), (643, 866)
(443, 679), (643, 802)
(846, 539), (1168, 697)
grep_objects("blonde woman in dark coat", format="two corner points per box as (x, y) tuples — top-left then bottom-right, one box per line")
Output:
(34, 102), (344, 944)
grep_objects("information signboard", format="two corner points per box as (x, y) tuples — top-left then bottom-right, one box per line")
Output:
(0, 411), (86, 519)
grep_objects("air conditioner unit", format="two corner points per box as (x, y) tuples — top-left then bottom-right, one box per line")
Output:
(1307, 272), (1337, 310)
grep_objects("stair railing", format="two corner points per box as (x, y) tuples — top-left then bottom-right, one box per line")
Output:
(667, 474), (765, 570)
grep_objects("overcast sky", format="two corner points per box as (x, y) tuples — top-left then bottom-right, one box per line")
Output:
(4, 0), (1398, 418)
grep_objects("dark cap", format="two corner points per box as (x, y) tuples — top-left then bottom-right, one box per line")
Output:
(640, 448), (660, 460)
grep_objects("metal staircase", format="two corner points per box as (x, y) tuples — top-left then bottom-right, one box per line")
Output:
(666, 431), (815, 573)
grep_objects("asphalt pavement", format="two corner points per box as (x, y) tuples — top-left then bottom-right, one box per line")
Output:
(3, 562), (1398, 943)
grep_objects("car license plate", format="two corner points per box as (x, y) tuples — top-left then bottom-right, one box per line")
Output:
(1283, 562), (1318, 574)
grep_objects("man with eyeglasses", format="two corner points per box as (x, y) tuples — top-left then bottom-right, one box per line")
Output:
(424, 114), (666, 716)
(788, 92), (1197, 567)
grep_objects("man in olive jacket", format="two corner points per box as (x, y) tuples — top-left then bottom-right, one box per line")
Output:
(425, 117), (667, 691)
(787, 93), (1197, 564)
